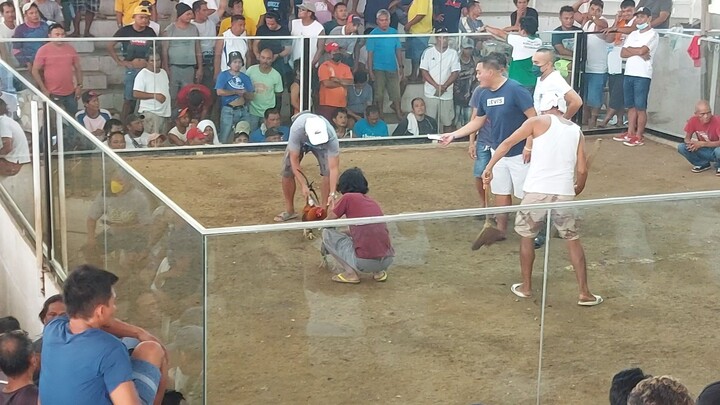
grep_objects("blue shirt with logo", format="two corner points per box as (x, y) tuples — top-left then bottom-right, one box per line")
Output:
(472, 79), (533, 157)
(215, 70), (254, 107)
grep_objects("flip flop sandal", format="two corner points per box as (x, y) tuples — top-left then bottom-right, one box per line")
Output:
(332, 274), (360, 284)
(578, 294), (603, 307)
(373, 271), (388, 282)
(274, 212), (298, 222)
(511, 283), (532, 298)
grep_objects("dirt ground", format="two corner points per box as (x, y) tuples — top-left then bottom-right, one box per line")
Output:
(127, 136), (720, 404)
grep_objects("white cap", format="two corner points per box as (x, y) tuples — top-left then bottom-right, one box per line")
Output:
(305, 115), (329, 145)
(538, 92), (567, 114)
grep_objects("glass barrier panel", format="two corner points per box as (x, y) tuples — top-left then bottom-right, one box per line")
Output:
(205, 214), (542, 403)
(539, 199), (720, 402)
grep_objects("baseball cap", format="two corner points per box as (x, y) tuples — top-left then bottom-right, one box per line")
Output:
(538, 92), (567, 113)
(147, 132), (165, 143)
(132, 5), (152, 16)
(21, 2), (36, 14)
(227, 51), (244, 66)
(186, 127), (205, 141)
(299, 1), (316, 13)
(175, 2), (193, 17)
(126, 113), (145, 124)
(461, 37), (474, 49)
(81, 90), (100, 104)
(347, 15), (362, 26)
(634, 6), (651, 16)
(234, 121), (251, 135)
(174, 107), (189, 120)
(325, 42), (340, 52)
(305, 115), (329, 145)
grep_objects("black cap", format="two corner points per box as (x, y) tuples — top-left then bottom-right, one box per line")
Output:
(634, 6), (652, 17)
(227, 51), (244, 67)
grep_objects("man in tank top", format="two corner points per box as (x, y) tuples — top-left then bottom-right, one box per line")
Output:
(481, 92), (603, 307)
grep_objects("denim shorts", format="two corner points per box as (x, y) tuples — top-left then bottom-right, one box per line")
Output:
(124, 68), (141, 101)
(623, 75), (651, 110)
(583, 72), (606, 108)
(473, 143), (492, 178)
(131, 359), (161, 405)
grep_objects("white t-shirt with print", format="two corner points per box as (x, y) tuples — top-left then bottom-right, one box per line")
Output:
(623, 28), (659, 79)
(507, 34), (542, 61)
(0, 115), (29, 164)
(133, 68), (171, 118)
(534, 70), (572, 114)
(583, 18), (609, 74)
(419, 46), (461, 101)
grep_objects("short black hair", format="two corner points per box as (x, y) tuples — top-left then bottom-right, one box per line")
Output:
(560, 5), (574, 14)
(411, 97), (425, 107)
(162, 389), (186, 405)
(104, 118), (123, 134)
(520, 16), (538, 36)
(334, 1), (346, 7)
(38, 294), (64, 323)
(480, 52), (508, 70)
(0, 1), (14, 13)
(63, 265), (119, 319)
(590, 0), (604, 8)
(192, 0), (206, 12)
(610, 368), (650, 405)
(365, 105), (380, 116)
(48, 23), (64, 34)
(331, 107), (347, 121)
(620, 0), (635, 8)
(697, 381), (720, 405)
(231, 14), (245, 22)
(229, 0), (243, 7)
(337, 167), (369, 194)
(188, 89), (204, 108)
(354, 70), (368, 84)
(0, 330), (33, 377)
(264, 107), (280, 119)
(0, 316), (20, 334)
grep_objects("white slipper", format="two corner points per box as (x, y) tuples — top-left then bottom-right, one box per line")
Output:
(578, 294), (603, 307)
(511, 283), (531, 298)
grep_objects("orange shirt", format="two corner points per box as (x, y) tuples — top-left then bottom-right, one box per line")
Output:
(318, 60), (352, 107)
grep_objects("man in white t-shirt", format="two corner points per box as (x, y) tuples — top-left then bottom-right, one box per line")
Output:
(616, 6), (658, 147)
(133, 53), (171, 134)
(192, 0), (225, 90)
(531, 48), (583, 119)
(0, 2), (18, 93)
(0, 99), (29, 176)
(601, 0), (636, 128)
(419, 32), (461, 132)
(213, 15), (249, 78)
(572, 0), (608, 128)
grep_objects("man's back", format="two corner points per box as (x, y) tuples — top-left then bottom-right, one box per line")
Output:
(0, 384), (38, 405)
(39, 316), (133, 405)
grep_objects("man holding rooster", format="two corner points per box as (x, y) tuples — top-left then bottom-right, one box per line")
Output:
(275, 112), (341, 222)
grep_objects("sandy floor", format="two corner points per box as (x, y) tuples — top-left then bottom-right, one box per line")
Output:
(123, 137), (720, 404)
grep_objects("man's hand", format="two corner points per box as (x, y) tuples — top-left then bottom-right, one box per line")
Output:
(155, 93), (166, 103)
(522, 148), (532, 163)
(686, 141), (703, 152)
(301, 184), (311, 200)
(91, 129), (105, 139)
(136, 328), (161, 344)
(574, 182), (586, 195)
(439, 133), (455, 146)
(368, 69), (375, 82)
(434, 13), (444, 22)
(481, 169), (493, 186)
(468, 142), (477, 159)
(129, 58), (146, 69)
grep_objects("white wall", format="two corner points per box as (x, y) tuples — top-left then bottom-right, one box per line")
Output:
(0, 203), (61, 338)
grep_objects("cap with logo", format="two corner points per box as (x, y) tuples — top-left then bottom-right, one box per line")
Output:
(305, 115), (329, 145)
(634, 7), (651, 17)
(227, 51), (244, 66)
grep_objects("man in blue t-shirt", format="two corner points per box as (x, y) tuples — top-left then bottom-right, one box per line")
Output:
(441, 52), (536, 238)
(40, 265), (167, 405)
(215, 51), (255, 143)
(354, 105), (389, 138)
(366, 9), (405, 120)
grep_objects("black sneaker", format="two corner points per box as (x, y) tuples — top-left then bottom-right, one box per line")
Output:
(692, 164), (711, 173)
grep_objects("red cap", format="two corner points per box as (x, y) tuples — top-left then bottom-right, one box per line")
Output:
(325, 42), (340, 52)
(186, 127), (205, 141)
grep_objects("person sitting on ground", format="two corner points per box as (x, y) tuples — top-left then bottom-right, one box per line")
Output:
(610, 368), (650, 405)
(39, 264), (168, 405)
(677, 100), (720, 174)
(132, 52), (171, 134)
(697, 381), (720, 405)
(627, 376), (695, 405)
(146, 132), (166, 147)
(167, 108), (192, 146)
(393, 97), (438, 136)
(106, 131), (127, 150)
(322, 167), (395, 284)
(331, 107), (351, 138)
(264, 127), (282, 142)
(0, 330), (38, 405)
(248, 108), (289, 142)
(177, 84), (212, 121)
(197, 120), (221, 145)
(76, 91), (112, 142)
(0, 99), (30, 177)
(233, 121), (251, 144)
(346, 70), (373, 128)
(185, 127), (207, 146)
(353, 105), (389, 138)
(124, 114), (150, 149)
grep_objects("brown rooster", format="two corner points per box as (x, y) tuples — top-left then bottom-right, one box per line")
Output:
(300, 172), (328, 240)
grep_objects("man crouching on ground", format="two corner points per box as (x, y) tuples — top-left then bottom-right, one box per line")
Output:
(481, 93), (603, 306)
(40, 264), (168, 404)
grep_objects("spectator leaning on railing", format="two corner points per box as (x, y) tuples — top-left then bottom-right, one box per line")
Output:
(552, 5), (582, 57)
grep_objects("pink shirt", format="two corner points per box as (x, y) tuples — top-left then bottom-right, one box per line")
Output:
(34, 43), (79, 96)
(332, 192), (394, 259)
(684, 115), (720, 142)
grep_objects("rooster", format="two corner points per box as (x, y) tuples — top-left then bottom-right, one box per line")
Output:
(300, 172), (328, 240)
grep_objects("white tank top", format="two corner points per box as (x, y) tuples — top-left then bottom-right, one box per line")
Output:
(523, 114), (580, 196)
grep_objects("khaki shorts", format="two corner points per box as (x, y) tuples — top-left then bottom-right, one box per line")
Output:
(373, 70), (401, 105)
(424, 98), (455, 127)
(514, 193), (579, 240)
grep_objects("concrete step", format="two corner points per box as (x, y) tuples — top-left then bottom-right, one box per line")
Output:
(83, 72), (107, 90)
(71, 41), (95, 54)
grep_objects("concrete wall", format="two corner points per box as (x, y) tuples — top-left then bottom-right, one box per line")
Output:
(0, 203), (62, 338)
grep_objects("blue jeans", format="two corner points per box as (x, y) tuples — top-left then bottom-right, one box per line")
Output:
(219, 105), (250, 144)
(677, 143), (720, 167)
(623, 75), (651, 110)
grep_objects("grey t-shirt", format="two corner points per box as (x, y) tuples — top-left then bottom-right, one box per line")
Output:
(88, 187), (152, 229)
(287, 112), (340, 156)
(36, 0), (64, 24)
(329, 25), (359, 55)
(347, 83), (373, 115)
(636, 0), (673, 29)
(165, 23), (200, 66)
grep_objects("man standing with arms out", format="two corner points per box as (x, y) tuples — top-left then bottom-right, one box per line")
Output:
(677, 100), (720, 174)
(162, 3), (202, 102)
(404, 0), (432, 82)
(367, 9), (404, 120)
(552, 5), (582, 57)
(108, 5), (156, 121)
(532, 48), (583, 119)
(616, 7), (657, 147)
(275, 112), (340, 222)
(441, 53), (537, 239)
(40, 265), (169, 405)
(419, 30), (460, 132)
(481, 92), (603, 306)
(32, 24), (83, 116)
(636, 0), (672, 28)
(317, 42), (354, 121)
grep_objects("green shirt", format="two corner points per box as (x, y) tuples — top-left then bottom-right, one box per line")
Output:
(245, 65), (283, 117)
(509, 58), (536, 87)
